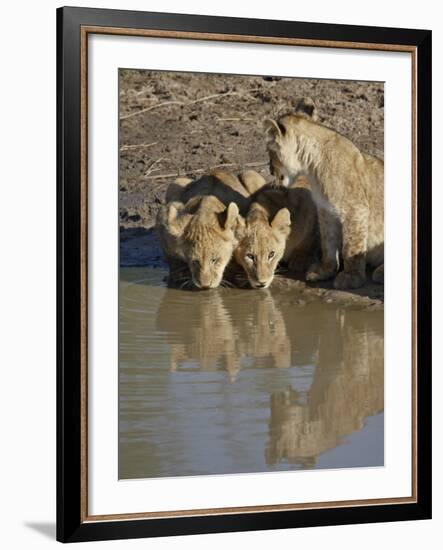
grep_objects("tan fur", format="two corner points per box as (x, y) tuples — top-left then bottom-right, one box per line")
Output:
(165, 168), (265, 214)
(251, 176), (320, 274)
(234, 202), (291, 289)
(266, 98), (384, 289)
(157, 169), (267, 289)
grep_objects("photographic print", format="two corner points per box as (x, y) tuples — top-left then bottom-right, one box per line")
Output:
(57, 8), (431, 542)
(118, 70), (385, 480)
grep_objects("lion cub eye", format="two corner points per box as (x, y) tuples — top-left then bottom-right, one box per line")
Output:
(268, 251), (275, 260)
(192, 259), (201, 268)
(246, 253), (255, 262)
(211, 257), (220, 264)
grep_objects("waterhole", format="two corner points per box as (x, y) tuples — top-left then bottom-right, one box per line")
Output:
(119, 267), (384, 479)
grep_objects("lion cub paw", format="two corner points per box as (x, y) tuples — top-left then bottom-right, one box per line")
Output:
(333, 271), (366, 290)
(306, 262), (337, 282)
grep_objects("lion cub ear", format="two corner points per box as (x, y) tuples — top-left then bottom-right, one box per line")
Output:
(234, 214), (246, 240)
(264, 118), (286, 139)
(165, 203), (191, 237)
(295, 97), (318, 121)
(218, 202), (240, 232)
(183, 196), (203, 214)
(271, 208), (291, 237)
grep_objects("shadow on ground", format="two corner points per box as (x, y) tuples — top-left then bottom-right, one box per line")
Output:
(120, 227), (167, 268)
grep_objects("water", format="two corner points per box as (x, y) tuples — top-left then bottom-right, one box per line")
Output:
(119, 267), (384, 479)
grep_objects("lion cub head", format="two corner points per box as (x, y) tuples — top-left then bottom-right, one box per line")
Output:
(265, 97), (318, 187)
(159, 195), (240, 290)
(234, 203), (291, 289)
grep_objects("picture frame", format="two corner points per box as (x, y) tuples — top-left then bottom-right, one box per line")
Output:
(57, 6), (432, 543)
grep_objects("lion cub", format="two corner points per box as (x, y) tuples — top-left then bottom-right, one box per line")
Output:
(234, 202), (291, 289)
(266, 98), (384, 289)
(251, 176), (320, 274)
(234, 177), (319, 289)
(157, 169), (265, 290)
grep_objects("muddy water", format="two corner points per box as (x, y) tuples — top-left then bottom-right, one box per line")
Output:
(119, 267), (384, 479)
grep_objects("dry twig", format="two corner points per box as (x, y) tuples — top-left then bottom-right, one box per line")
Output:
(142, 161), (268, 180)
(120, 89), (261, 121)
(120, 142), (158, 151)
(144, 157), (167, 177)
(216, 117), (255, 122)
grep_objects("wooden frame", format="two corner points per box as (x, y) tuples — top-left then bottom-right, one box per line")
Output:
(57, 6), (432, 543)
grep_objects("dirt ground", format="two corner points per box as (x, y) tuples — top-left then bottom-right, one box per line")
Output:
(119, 69), (384, 305)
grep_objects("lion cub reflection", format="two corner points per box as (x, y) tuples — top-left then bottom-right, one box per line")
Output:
(266, 309), (384, 467)
(156, 288), (292, 381)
